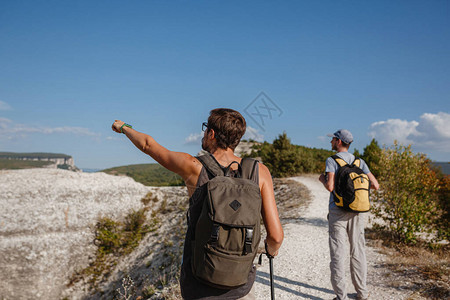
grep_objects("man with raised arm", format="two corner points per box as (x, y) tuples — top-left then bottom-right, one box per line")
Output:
(112, 108), (283, 299)
(319, 129), (379, 300)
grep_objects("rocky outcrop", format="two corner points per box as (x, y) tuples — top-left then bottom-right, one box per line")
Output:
(234, 141), (259, 157)
(0, 169), (152, 300)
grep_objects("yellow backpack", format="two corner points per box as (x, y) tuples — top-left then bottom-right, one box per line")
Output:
(332, 155), (371, 212)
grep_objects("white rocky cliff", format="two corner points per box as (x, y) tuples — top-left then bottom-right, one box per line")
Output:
(0, 169), (151, 299)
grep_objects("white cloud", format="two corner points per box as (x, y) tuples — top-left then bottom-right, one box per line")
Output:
(106, 136), (121, 141)
(0, 118), (101, 140)
(185, 132), (203, 145)
(0, 101), (12, 111)
(369, 119), (420, 145)
(369, 112), (450, 153)
(38, 126), (100, 137)
(243, 126), (264, 142)
(317, 135), (328, 142)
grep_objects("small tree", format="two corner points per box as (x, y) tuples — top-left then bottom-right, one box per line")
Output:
(261, 132), (300, 177)
(372, 142), (441, 244)
(361, 138), (382, 177)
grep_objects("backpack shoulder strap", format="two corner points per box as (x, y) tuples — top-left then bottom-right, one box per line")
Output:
(331, 154), (348, 168)
(196, 153), (224, 177)
(240, 157), (259, 184)
(353, 157), (361, 168)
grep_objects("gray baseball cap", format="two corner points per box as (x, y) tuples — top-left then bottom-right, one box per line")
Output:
(327, 129), (354, 144)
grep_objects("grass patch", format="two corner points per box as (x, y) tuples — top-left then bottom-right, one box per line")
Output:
(366, 228), (450, 299)
(68, 207), (159, 288)
(141, 191), (158, 206)
(273, 178), (312, 220)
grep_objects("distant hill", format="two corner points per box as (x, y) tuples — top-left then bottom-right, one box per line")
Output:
(433, 162), (450, 175)
(101, 163), (184, 186)
(0, 159), (53, 169)
(0, 152), (78, 171)
(0, 152), (72, 159)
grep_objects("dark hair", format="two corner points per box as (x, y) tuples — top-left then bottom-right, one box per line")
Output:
(207, 108), (246, 150)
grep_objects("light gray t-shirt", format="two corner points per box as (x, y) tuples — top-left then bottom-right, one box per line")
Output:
(325, 151), (371, 208)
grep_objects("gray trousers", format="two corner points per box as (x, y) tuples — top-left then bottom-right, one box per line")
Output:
(328, 206), (368, 300)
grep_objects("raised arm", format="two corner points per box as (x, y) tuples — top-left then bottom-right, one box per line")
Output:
(112, 120), (201, 181)
(259, 163), (284, 257)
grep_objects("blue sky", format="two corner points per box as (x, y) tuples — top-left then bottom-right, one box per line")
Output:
(0, 1), (449, 169)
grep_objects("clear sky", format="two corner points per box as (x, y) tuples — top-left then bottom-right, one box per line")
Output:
(1, 0), (449, 169)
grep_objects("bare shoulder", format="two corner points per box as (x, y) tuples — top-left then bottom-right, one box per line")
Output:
(257, 162), (273, 187)
(183, 153), (203, 174)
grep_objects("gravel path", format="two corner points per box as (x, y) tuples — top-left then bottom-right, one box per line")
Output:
(253, 175), (422, 300)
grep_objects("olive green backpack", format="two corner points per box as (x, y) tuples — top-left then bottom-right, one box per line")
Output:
(192, 153), (261, 289)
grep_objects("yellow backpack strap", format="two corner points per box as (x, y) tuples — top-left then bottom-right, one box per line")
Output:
(331, 155), (347, 167)
(353, 158), (361, 168)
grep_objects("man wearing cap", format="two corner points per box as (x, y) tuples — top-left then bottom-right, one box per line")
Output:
(319, 129), (379, 300)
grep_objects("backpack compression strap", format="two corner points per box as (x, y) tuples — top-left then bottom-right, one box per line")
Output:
(196, 154), (259, 181)
(331, 154), (361, 167)
(196, 153), (224, 177)
(331, 155), (348, 168)
(241, 158), (259, 184)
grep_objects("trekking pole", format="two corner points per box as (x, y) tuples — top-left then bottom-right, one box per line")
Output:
(265, 242), (275, 300)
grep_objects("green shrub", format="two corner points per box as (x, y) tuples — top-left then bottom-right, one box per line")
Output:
(71, 207), (159, 287)
(361, 138), (382, 177)
(372, 142), (442, 244)
(246, 132), (333, 177)
(95, 217), (123, 255)
(435, 170), (450, 241)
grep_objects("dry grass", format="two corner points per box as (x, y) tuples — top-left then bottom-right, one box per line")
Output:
(273, 178), (312, 221)
(366, 229), (450, 299)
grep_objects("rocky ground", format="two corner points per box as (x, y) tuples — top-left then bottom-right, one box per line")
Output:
(0, 169), (151, 299)
(254, 175), (426, 300)
(0, 169), (443, 299)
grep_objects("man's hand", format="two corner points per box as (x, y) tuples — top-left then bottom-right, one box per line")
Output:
(112, 120), (125, 133)
(264, 239), (279, 257)
(318, 173), (327, 184)
(319, 172), (334, 192)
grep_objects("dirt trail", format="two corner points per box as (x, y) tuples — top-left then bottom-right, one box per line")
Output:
(253, 175), (423, 300)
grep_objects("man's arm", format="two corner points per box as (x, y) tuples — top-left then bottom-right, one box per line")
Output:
(367, 172), (380, 190)
(112, 120), (201, 181)
(259, 163), (284, 257)
(319, 172), (335, 192)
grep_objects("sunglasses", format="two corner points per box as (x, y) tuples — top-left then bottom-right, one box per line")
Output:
(202, 122), (208, 132)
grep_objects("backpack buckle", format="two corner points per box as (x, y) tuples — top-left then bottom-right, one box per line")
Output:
(244, 228), (253, 254)
(210, 224), (220, 247)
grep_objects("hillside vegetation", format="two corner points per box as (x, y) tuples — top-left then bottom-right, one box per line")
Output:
(0, 158), (53, 169)
(102, 164), (184, 187)
(0, 152), (75, 170)
(0, 152), (72, 159)
(244, 132), (334, 177)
